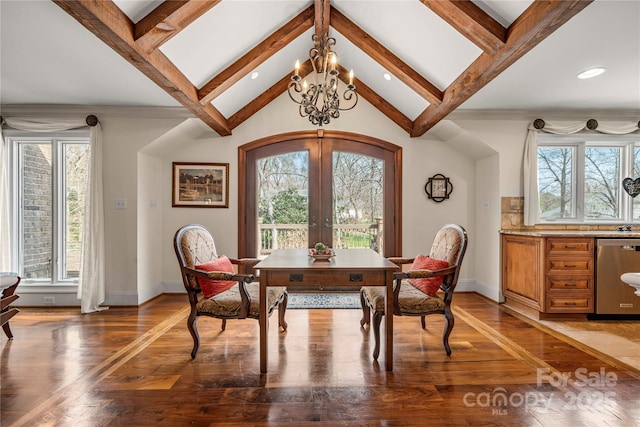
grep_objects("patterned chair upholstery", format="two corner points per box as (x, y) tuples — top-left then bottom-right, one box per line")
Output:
(173, 224), (288, 358)
(360, 224), (467, 360)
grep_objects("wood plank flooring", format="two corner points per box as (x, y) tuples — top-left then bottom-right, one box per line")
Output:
(2, 293), (639, 426)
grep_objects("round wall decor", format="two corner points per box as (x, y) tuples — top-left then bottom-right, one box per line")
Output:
(425, 174), (453, 202)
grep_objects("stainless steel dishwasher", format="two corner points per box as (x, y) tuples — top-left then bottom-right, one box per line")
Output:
(593, 238), (640, 318)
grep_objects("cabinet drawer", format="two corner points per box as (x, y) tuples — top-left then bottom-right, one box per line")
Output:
(546, 295), (593, 312)
(547, 277), (591, 290)
(547, 238), (594, 255)
(546, 258), (592, 274)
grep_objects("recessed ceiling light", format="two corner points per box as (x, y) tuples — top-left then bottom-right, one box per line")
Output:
(577, 67), (606, 79)
(383, 73), (391, 81)
(251, 72), (259, 80)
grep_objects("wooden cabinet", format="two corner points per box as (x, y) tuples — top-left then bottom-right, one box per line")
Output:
(544, 238), (594, 314)
(501, 234), (594, 318)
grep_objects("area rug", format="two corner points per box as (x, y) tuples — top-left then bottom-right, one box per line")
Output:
(287, 292), (361, 309)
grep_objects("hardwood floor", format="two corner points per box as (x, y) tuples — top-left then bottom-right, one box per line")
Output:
(2, 293), (639, 426)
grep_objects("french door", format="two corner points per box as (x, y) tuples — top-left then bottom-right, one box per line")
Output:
(239, 131), (401, 258)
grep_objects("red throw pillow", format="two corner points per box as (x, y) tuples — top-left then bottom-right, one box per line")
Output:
(195, 256), (237, 298)
(407, 255), (450, 297)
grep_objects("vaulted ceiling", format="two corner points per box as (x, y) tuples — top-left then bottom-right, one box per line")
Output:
(2, 1), (638, 138)
(48, 0), (594, 137)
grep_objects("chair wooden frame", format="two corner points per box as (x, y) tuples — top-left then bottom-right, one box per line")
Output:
(360, 224), (468, 359)
(1, 275), (21, 339)
(174, 224), (287, 358)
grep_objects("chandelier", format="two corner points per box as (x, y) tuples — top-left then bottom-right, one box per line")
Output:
(288, 32), (358, 126)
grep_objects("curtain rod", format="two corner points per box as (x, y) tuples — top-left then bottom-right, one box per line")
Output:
(0, 114), (99, 127)
(534, 118), (640, 130)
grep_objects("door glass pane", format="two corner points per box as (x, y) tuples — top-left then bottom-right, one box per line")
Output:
(62, 143), (89, 279)
(257, 151), (308, 256)
(332, 151), (384, 252)
(20, 143), (53, 279)
(584, 146), (620, 219)
(538, 146), (575, 219)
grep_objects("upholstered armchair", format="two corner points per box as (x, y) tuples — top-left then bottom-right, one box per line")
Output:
(360, 224), (468, 360)
(173, 224), (288, 358)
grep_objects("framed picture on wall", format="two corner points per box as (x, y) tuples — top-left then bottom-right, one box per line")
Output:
(172, 162), (229, 208)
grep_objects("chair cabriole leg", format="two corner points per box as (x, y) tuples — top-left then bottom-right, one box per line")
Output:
(188, 311), (200, 359)
(279, 294), (288, 331)
(360, 290), (370, 327)
(443, 307), (454, 356)
(372, 310), (383, 360)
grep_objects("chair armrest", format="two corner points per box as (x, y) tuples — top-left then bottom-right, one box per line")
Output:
(184, 266), (255, 284)
(394, 265), (456, 280)
(230, 258), (261, 276)
(387, 257), (415, 267)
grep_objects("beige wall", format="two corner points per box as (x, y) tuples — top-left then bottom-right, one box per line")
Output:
(8, 101), (567, 306)
(155, 95), (480, 302)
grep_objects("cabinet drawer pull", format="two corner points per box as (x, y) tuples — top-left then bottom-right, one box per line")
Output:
(564, 245), (577, 249)
(564, 302), (577, 305)
(565, 264), (577, 268)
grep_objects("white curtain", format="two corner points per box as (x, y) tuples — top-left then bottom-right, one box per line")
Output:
(0, 116), (105, 313)
(523, 119), (640, 225)
(79, 123), (106, 313)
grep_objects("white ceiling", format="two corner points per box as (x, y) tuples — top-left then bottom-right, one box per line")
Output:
(1, 0), (639, 131)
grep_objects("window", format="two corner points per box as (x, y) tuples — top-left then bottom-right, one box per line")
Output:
(537, 134), (640, 223)
(6, 132), (89, 283)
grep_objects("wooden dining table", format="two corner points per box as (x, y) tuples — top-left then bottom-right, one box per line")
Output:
(254, 248), (399, 373)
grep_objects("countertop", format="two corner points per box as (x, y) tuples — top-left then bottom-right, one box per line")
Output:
(500, 230), (640, 238)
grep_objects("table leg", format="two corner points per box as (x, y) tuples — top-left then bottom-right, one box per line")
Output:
(384, 270), (394, 371)
(259, 274), (268, 373)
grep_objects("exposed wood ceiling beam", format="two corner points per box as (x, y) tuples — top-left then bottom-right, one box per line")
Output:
(336, 64), (412, 134)
(53, 0), (594, 138)
(53, 0), (231, 136)
(411, 0), (594, 137)
(198, 6), (314, 105)
(134, 0), (221, 53)
(315, 0), (331, 36)
(229, 60), (314, 130)
(419, 0), (506, 54)
(330, 6), (443, 106)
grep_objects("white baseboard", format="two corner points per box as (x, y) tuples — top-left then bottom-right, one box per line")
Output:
(13, 279), (501, 307)
(14, 286), (139, 307)
(455, 279), (501, 302)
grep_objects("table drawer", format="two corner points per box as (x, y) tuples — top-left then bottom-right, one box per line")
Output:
(265, 270), (387, 287)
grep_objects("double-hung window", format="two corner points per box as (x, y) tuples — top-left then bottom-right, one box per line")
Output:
(537, 133), (640, 223)
(5, 131), (89, 283)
